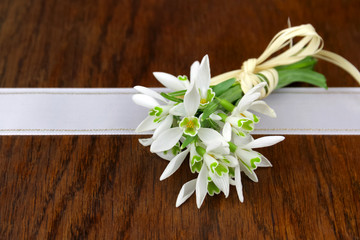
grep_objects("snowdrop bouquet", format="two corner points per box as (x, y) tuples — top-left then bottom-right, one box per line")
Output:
(133, 24), (360, 208)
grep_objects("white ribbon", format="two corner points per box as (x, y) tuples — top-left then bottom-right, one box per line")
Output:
(0, 88), (359, 135)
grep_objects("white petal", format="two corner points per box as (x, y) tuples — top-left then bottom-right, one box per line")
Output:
(196, 165), (208, 208)
(160, 148), (190, 180)
(150, 127), (183, 153)
(176, 179), (197, 207)
(153, 72), (186, 91)
(209, 171), (230, 197)
(234, 92), (261, 114)
(224, 155), (238, 167)
(198, 128), (225, 146)
(246, 82), (267, 96)
(184, 82), (200, 116)
(190, 61), (200, 83)
(138, 138), (154, 146)
(135, 116), (159, 132)
(156, 151), (174, 161)
(222, 122), (232, 142)
(198, 128), (228, 152)
(249, 100), (276, 117)
(257, 155), (273, 167)
(209, 113), (222, 121)
(233, 133), (253, 146)
(236, 148), (261, 170)
(134, 86), (167, 103)
(243, 136), (285, 149)
(153, 115), (173, 139)
(240, 163), (258, 182)
(196, 55), (211, 97)
(132, 94), (160, 109)
(169, 103), (186, 117)
(235, 166), (244, 202)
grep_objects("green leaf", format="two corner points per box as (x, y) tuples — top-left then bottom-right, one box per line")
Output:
(181, 135), (196, 149)
(219, 84), (243, 103)
(201, 84), (243, 121)
(201, 100), (219, 121)
(211, 78), (236, 96)
(275, 56), (318, 71)
(160, 92), (183, 103)
(207, 118), (220, 131)
(276, 69), (327, 89)
(168, 90), (186, 97)
(217, 97), (235, 112)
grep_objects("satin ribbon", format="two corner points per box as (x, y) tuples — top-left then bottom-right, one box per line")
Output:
(0, 88), (359, 135)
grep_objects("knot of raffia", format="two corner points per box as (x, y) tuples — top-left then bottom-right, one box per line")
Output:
(238, 58), (278, 98)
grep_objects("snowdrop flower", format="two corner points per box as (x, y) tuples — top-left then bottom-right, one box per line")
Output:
(169, 55), (215, 116)
(222, 82), (276, 138)
(194, 55), (215, 107)
(230, 134), (284, 197)
(132, 86), (172, 132)
(133, 86), (181, 161)
(153, 72), (190, 92)
(169, 128), (238, 208)
(150, 80), (200, 153)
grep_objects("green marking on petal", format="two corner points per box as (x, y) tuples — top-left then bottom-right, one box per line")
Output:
(200, 89), (215, 107)
(153, 117), (162, 123)
(210, 162), (218, 174)
(236, 130), (246, 137)
(238, 119), (254, 131)
(250, 157), (261, 169)
(177, 75), (188, 81)
(184, 128), (196, 136)
(191, 155), (202, 165)
(207, 181), (220, 196)
(253, 114), (259, 123)
(215, 163), (228, 177)
(179, 117), (200, 137)
(172, 143), (181, 155)
(222, 158), (230, 164)
(149, 107), (163, 120)
(228, 167), (235, 177)
(191, 160), (203, 173)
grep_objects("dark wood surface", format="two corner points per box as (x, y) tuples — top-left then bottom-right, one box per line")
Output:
(0, 0), (359, 239)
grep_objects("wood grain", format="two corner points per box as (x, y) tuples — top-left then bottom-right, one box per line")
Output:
(0, 0), (359, 239)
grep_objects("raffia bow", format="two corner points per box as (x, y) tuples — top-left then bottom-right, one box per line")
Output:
(211, 24), (360, 98)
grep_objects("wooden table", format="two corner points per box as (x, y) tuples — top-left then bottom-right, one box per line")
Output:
(1, 0), (359, 239)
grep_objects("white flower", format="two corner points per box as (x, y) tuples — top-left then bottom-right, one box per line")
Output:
(153, 72), (190, 92)
(150, 81), (200, 153)
(231, 134), (284, 197)
(132, 86), (172, 132)
(173, 128), (237, 208)
(170, 55), (214, 116)
(133, 86), (182, 160)
(222, 82), (276, 137)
